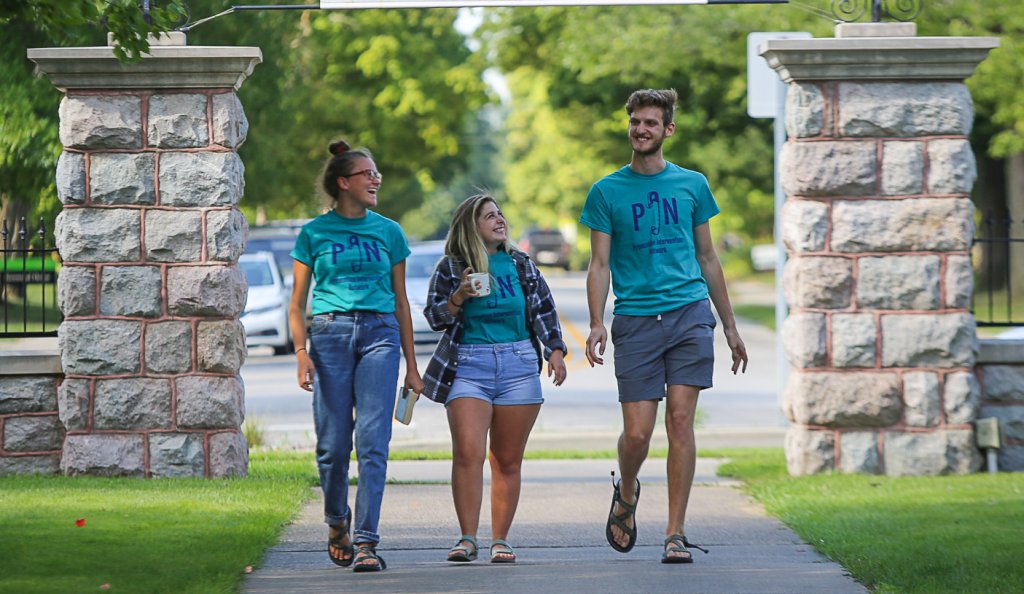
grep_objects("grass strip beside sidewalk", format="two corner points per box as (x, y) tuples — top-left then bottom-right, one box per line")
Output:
(0, 450), (316, 594)
(718, 449), (1024, 594)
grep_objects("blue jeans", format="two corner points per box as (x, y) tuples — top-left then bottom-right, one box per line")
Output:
(309, 311), (401, 545)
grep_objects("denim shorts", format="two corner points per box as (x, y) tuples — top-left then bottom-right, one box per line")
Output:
(611, 299), (716, 402)
(447, 339), (544, 406)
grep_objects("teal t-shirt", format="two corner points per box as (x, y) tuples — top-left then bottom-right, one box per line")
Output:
(579, 163), (720, 316)
(290, 210), (410, 314)
(461, 251), (530, 345)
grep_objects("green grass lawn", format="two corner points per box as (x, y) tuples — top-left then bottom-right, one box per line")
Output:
(718, 449), (1024, 594)
(0, 450), (316, 594)
(1, 282), (62, 334)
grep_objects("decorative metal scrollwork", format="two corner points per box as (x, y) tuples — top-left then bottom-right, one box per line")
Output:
(831, 0), (922, 23)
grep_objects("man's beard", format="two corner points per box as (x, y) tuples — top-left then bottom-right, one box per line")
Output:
(632, 135), (664, 156)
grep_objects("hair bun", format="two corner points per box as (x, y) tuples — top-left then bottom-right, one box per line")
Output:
(328, 140), (351, 156)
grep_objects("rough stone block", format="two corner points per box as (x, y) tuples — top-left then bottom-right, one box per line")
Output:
(167, 265), (247, 317)
(197, 320), (247, 374)
(210, 431), (249, 477)
(979, 365), (1024, 402)
(881, 313), (976, 368)
(57, 378), (90, 431)
(883, 430), (982, 476)
(145, 321), (193, 374)
(61, 434), (145, 477)
(159, 152), (244, 207)
(100, 266), (162, 317)
(212, 93), (248, 149)
(838, 83), (973, 137)
(59, 95), (142, 149)
(996, 445), (1024, 472)
(832, 198), (974, 254)
(783, 257), (852, 309)
(781, 200), (828, 253)
(903, 371), (940, 427)
(0, 454), (60, 476)
(59, 320), (141, 375)
(857, 256), (940, 310)
(831, 314), (876, 368)
(785, 83), (823, 138)
(93, 378), (172, 430)
(944, 371), (979, 425)
(89, 153), (156, 205)
(838, 431), (879, 474)
(782, 313), (826, 368)
(206, 209), (248, 262)
(927, 139), (977, 195)
(786, 371), (902, 427)
(176, 375), (244, 429)
(881, 141), (924, 195)
(56, 151), (86, 204)
(944, 255), (973, 309)
(780, 141), (877, 197)
(2, 415), (64, 452)
(149, 432), (205, 478)
(57, 265), (97, 317)
(785, 426), (835, 475)
(147, 93), (209, 148)
(980, 405), (1024, 442)
(55, 208), (141, 263)
(144, 210), (203, 262)
(0, 376), (58, 413)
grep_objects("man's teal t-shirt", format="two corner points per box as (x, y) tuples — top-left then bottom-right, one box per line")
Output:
(461, 251), (530, 345)
(579, 163), (720, 316)
(291, 210), (410, 314)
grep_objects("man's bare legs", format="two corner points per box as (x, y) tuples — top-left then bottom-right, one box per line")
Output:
(665, 385), (700, 560)
(608, 399), (658, 549)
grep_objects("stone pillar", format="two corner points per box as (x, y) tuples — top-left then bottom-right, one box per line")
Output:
(28, 35), (261, 477)
(761, 24), (999, 476)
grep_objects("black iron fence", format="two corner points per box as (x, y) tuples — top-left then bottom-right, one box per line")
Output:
(1, 217), (62, 338)
(973, 211), (1023, 328)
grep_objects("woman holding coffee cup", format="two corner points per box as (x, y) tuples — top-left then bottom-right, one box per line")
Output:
(422, 194), (568, 564)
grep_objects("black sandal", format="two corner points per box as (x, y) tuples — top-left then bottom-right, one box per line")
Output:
(662, 534), (709, 564)
(605, 471), (640, 553)
(352, 543), (387, 572)
(327, 517), (354, 567)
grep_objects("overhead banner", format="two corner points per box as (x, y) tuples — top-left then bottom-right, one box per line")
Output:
(321, 0), (787, 8)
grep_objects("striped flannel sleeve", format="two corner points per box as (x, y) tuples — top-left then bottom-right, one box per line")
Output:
(424, 257), (459, 331)
(529, 260), (568, 358)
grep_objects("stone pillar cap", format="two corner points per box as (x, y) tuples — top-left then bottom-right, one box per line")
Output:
(27, 45), (263, 91)
(760, 36), (999, 83)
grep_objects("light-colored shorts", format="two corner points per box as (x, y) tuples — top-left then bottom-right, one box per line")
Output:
(611, 299), (716, 402)
(447, 339), (544, 406)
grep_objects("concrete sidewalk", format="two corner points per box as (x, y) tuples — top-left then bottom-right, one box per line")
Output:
(244, 459), (866, 594)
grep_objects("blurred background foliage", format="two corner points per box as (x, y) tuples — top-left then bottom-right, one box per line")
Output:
(1, 0), (1021, 267)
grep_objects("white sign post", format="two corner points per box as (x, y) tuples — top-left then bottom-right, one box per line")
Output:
(747, 31), (811, 400)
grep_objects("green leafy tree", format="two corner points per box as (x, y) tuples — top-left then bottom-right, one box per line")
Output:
(180, 2), (489, 223)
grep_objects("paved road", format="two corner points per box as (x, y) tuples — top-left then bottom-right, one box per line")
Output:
(241, 273), (787, 450)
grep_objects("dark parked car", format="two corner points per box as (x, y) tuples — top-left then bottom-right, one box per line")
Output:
(518, 228), (571, 270)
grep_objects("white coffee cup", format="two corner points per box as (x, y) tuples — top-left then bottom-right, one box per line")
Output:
(468, 272), (491, 296)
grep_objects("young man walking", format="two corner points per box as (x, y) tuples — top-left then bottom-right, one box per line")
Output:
(580, 88), (748, 563)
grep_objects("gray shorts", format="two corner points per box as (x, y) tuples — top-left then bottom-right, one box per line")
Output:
(611, 299), (716, 402)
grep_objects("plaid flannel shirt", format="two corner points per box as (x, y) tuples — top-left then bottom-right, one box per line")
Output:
(422, 250), (567, 404)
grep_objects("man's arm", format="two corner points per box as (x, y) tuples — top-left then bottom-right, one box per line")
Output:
(693, 222), (748, 374)
(585, 229), (612, 366)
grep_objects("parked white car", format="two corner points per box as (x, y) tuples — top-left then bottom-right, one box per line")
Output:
(405, 241), (446, 344)
(239, 252), (292, 355)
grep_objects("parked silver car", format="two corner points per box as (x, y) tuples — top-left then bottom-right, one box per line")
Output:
(239, 252), (292, 355)
(405, 241), (446, 344)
